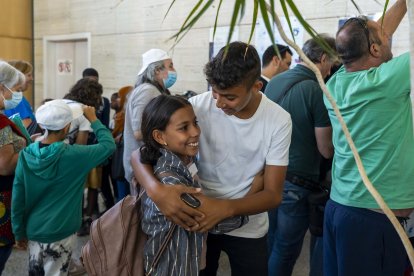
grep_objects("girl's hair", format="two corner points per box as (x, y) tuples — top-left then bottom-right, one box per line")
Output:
(140, 94), (192, 165)
(64, 78), (102, 108)
(135, 60), (170, 95)
(0, 61), (25, 89)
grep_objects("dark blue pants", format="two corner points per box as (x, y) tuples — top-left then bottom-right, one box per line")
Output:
(323, 199), (407, 276)
(201, 233), (268, 276)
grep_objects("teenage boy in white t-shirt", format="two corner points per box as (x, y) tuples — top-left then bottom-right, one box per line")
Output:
(131, 41), (292, 275)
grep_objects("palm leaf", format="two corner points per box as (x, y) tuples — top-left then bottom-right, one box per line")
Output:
(212, 0), (224, 41)
(247, 1), (259, 46)
(350, 0), (363, 14)
(285, 0), (336, 57)
(169, 0), (214, 44)
(280, 0), (296, 44)
(223, 0), (245, 57)
(380, 0), (389, 28)
(257, 0), (277, 50)
(163, 0), (177, 21)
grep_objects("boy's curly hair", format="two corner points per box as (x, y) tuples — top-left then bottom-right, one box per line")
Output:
(204, 41), (261, 90)
(64, 78), (102, 108)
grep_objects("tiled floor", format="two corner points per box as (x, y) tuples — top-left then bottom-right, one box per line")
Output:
(3, 232), (310, 275)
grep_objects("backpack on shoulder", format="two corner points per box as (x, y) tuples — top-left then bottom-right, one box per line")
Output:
(81, 185), (176, 276)
(81, 191), (146, 276)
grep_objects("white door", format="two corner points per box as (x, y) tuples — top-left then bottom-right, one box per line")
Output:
(43, 33), (91, 100)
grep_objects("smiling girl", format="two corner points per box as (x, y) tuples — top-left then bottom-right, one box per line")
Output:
(139, 95), (203, 275)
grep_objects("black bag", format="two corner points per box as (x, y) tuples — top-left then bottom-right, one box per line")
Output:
(111, 136), (125, 180)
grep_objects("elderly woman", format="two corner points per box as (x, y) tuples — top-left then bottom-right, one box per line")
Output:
(123, 49), (177, 195)
(0, 60), (27, 273)
(4, 60), (37, 134)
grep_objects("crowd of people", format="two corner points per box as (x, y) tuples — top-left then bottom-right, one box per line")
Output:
(0, 0), (413, 275)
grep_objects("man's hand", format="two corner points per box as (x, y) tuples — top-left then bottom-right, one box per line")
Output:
(83, 106), (98, 123)
(15, 239), (28, 250)
(192, 195), (232, 232)
(151, 184), (205, 231)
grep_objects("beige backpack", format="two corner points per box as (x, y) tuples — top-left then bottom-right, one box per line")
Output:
(81, 188), (176, 276)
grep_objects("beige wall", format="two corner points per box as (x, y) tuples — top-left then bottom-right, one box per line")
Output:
(33, 0), (409, 108)
(0, 0), (33, 105)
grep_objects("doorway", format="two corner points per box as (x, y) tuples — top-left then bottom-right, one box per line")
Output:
(43, 33), (91, 101)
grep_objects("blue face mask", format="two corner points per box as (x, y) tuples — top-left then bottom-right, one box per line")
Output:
(2, 86), (23, 110)
(163, 71), (177, 89)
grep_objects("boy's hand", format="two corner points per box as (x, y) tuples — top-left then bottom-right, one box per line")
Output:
(83, 106), (98, 123)
(192, 195), (232, 232)
(152, 185), (205, 231)
(15, 239), (28, 250)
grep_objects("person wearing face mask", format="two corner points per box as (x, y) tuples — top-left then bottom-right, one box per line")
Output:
(4, 60), (38, 135)
(123, 48), (177, 195)
(0, 60), (29, 274)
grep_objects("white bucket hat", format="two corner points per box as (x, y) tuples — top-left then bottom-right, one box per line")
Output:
(137, 49), (171, 75)
(36, 99), (81, 130)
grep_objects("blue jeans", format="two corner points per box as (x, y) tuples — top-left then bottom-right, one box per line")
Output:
(268, 181), (323, 276)
(323, 199), (407, 276)
(0, 244), (12, 275)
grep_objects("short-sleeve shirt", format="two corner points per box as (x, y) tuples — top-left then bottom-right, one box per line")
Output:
(62, 100), (92, 145)
(123, 83), (161, 183)
(265, 64), (331, 181)
(4, 97), (35, 121)
(189, 92), (292, 238)
(325, 53), (414, 209)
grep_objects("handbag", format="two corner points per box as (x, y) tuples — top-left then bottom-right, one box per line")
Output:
(111, 135), (125, 180)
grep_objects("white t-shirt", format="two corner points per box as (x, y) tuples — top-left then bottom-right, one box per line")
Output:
(189, 92), (291, 238)
(62, 100), (92, 144)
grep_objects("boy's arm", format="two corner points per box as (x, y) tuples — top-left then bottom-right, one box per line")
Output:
(11, 157), (27, 244)
(194, 165), (286, 232)
(130, 150), (204, 230)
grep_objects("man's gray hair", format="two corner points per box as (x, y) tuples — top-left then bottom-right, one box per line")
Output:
(0, 60), (25, 89)
(301, 34), (337, 64)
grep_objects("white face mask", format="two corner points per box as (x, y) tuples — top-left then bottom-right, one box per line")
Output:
(1, 85), (23, 110)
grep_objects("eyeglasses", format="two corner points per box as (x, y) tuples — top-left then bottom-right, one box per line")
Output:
(343, 16), (372, 51)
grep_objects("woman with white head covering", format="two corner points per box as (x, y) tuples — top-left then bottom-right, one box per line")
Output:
(123, 49), (177, 195)
(0, 60), (27, 273)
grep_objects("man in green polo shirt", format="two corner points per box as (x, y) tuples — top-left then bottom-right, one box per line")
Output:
(323, 0), (413, 275)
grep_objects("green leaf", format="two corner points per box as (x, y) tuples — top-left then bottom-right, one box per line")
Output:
(380, 0), (389, 28)
(180, 0), (204, 33)
(247, 0), (259, 46)
(285, 0), (335, 57)
(224, 0), (244, 56)
(350, 0), (362, 14)
(280, 0), (296, 44)
(212, 0), (224, 41)
(163, 0), (177, 22)
(169, 0), (214, 45)
(257, 0), (276, 50)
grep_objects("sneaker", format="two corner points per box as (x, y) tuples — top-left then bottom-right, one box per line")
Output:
(68, 258), (86, 276)
(77, 217), (92, 237)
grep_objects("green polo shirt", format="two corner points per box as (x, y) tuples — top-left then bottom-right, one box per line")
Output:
(325, 53), (414, 209)
(265, 64), (331, 182)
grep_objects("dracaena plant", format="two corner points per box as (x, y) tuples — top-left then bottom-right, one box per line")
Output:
(165, 0), (414, 266)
